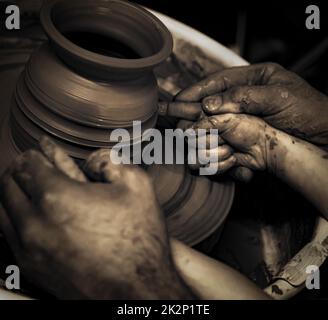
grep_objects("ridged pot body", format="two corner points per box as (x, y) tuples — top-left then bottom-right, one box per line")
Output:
(11, 0), (173, 158)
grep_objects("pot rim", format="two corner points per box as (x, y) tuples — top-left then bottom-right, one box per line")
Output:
(40, 0), (173, 71)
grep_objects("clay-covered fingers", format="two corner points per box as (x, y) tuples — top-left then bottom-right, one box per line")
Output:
(84, 149), (152, 195)
(190, 117), (218, 131)
(195, 132), (225, 148)
(198, 145), (234, 162)
(201, 85), (291, 116)
(199, 157), (237, 175)
(177, 120), (194, 130)
(84, 149), (126, 183)
(175, 63), (284, 102)
(9, 150), (71, 204)
(190, 144), (233, 163)
(187, 117), (235, 173)
(158, 101), (203, 121)
(187, 140), (254, 181)
(39, 136), (87, 183)
(189, 114), (260, 179)
(188, 145), (234, 170)
(189, 156), (237, 174)
(0, 167), (39, 252)
(0, 168), (35, 227)
(0, 149), (75, 250)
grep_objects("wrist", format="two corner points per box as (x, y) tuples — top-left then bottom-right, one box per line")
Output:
(71, 254), (195, 299)
(264, 126), (290, 175)
(263, 125), (328, 218)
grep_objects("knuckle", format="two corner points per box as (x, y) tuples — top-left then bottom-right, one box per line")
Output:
(229, 87), (252, 109)
(276, 86), (291, 99)
(38, 189), (61, 210)
(234, 114), (245, 121)
(220, 113), (238, 125)
(21, 221), (60, 258)
(222, 145), (233, 156)
(23, 149), (38, 158)
(216, 157), (236, 173)
(21, 220), (41, 247)
(266, 62), (283, 70)
(208, 115), (222, 127)
(22, 150), (43, 165)
(229, 85), (243, 99)
(265, 62), (284, 74)
(232, 86), (254, 107)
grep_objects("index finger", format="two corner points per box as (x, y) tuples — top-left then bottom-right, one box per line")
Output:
(175, 63), (279, 102)
(158, 101), (203, 121)
(192, 114), (236, 134)
(11, 150), (72, 203)
(39, 136), (87, 183)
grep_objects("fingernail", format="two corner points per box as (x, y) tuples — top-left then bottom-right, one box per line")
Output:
(203, 96), (222, 113)
(40, 135), (56, 148)
(40, 136), (56, 157)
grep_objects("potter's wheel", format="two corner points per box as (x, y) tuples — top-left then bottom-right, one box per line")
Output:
(150, 10), (248, 67)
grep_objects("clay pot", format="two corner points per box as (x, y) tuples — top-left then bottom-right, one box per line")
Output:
(10, 0), (173, 158)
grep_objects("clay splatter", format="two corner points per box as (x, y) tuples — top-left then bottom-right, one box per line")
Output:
(271, 284), (283, 295)
(269, 138), (278, 150)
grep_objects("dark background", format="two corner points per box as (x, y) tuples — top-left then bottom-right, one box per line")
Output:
(135, 0), (328, 93)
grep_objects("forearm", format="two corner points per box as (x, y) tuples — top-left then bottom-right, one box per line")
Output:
(266, 127), (328, 218)
(171, 239), (270, 300)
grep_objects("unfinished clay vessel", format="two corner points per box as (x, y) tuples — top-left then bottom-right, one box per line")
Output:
(11, 0), (173, 158)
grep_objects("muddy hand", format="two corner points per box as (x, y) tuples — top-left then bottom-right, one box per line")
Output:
(175, 62), (328, 150)
(0, 137), (192, 299)
(159, 101), (253, 182)
(190, 114), (275, 173)
(39, 136), (87, 182)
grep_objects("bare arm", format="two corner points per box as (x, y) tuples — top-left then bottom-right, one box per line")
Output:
(170, 122), (328, 300)
(266, 128), (328, 219)
(171, 239), (270, 300)
(189, 113), (328, 219)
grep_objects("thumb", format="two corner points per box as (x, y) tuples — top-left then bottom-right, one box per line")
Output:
(202, 85), (288, 116)
(84, 150), (152, 194)
(39, 136), (87, 183)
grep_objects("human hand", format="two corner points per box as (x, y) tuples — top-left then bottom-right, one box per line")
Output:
(176, 63), (328, 149)
(0, 137), (192, 299)
(189, 113), (278, 173)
